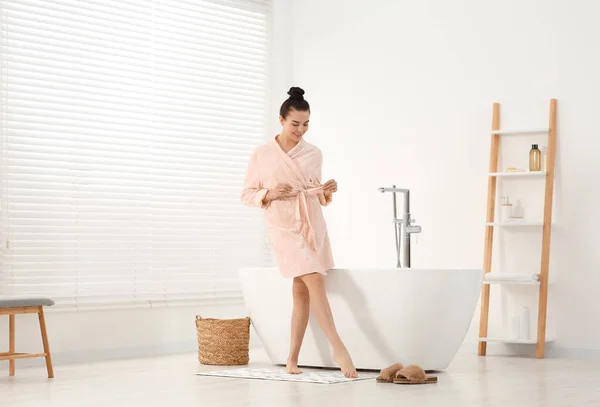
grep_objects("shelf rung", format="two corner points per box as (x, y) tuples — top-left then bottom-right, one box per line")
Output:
(491, 128), (549, 135)
(488, 171), (546, 177)
(486, 221), (544, 227)
(483, 280), (540, 286)
(478, 336), (555, 345)
(478, 337), (537, 344)
(484, 272), (539, 285)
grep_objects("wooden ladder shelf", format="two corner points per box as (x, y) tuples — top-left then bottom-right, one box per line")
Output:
(478, 99), (557, 359)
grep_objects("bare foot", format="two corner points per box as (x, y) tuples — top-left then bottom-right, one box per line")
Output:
(286, 358), (303, 374)
(334, 349), (358, 378)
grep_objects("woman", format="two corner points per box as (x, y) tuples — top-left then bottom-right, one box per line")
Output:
(241, 87), (358, 378)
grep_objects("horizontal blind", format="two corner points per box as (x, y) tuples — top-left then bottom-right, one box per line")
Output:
(0, 0), (274, 309)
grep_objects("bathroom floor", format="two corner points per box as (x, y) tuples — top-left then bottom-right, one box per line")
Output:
(2, 347), (599, 407)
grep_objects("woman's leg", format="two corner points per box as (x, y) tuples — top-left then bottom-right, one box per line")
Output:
(300, 272), (358, 378)
(287, 277), (310, 374)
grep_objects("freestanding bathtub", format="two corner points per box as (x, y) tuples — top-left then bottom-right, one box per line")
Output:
(239, 267), (483, 371)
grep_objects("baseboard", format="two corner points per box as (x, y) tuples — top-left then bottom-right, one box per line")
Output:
(17, 342), (199, 368)
(9, 332), (264, 369)
(13, 339), (600, 370)
(545, 346), (600, 360)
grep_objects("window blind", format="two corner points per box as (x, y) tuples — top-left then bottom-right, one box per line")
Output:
(0, 0), (274, 309)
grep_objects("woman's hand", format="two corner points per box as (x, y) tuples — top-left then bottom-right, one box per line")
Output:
(265, 183), (293, 202)
(323, 179), (337, 195)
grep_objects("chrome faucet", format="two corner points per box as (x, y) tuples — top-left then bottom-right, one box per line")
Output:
(378, 185), (422, 268)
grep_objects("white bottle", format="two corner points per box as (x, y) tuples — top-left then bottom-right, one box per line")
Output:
(510, 200), (524, 220)
(540, 146), (548, 171)
(520, 307), (531, 340)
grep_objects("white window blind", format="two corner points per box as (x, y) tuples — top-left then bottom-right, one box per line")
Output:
(0, 0), (274, 309)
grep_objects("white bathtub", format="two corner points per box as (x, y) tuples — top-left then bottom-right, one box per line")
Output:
(239, 267), (483, 371)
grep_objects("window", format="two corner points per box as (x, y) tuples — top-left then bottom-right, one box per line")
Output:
(0, 0), (273, 309)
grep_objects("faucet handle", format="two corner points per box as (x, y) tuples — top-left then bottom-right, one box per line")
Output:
(405, 224), (422, 234)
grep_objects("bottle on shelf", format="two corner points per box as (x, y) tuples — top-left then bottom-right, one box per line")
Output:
(500, 196), (513, 221)
(541, 145), (548, 171)
(529, 144), (541, 171)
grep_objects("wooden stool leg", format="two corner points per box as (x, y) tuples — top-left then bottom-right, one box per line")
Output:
(37, 307), (54, 378)
(9, 313), (15, 376)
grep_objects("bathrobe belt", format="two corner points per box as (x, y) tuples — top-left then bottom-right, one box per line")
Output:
(292, 184), (324, 251)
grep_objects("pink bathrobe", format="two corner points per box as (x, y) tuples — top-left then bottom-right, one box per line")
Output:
(241, 137), (335, 278)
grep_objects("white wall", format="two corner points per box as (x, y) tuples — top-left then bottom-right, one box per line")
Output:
(286, 0), (600, 356)
(0, 0), (297, 367)
(2, 0), (597, 368)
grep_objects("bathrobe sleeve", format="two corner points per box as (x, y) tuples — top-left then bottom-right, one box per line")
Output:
(241, 149), (270, 208)
(315, 150), (332, 207)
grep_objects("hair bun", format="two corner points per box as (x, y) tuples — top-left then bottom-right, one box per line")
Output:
(287, 87), (305, 100)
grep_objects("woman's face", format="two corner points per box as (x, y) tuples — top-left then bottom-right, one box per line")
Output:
(280, 109), (310, 141)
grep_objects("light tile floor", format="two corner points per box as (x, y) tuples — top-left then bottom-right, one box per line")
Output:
(1, 348), (599, 407)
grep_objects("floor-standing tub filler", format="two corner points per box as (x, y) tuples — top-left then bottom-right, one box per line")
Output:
(378, 185), (422, 268)
(240, 186), (483, 371)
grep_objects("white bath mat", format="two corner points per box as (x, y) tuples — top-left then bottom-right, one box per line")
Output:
(196, 367), (379, 384)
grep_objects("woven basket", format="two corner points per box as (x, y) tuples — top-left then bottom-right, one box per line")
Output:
(195, 315), (250, 365)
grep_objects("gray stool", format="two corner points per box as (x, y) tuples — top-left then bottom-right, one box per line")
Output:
(0, 296), (55, 378)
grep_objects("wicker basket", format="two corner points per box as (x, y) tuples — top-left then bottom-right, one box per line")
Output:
(195, 315), (250, 365)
